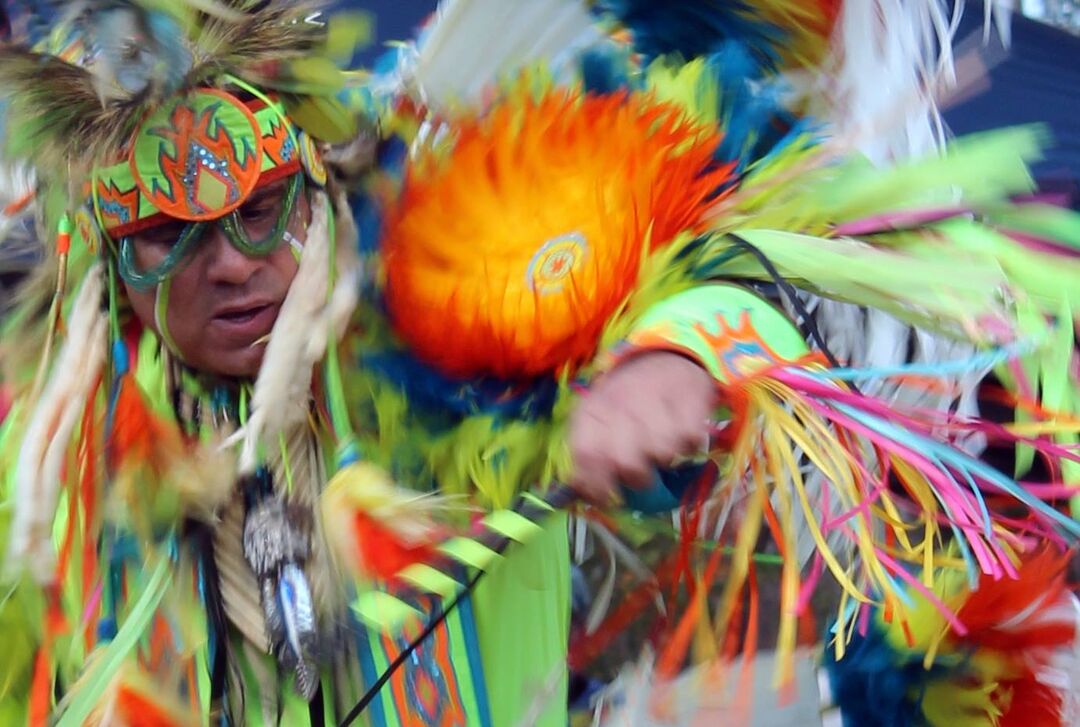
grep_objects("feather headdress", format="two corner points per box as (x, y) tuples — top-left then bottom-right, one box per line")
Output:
(0, 0), (365, 185)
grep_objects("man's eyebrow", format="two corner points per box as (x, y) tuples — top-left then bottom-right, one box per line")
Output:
(138, 218), (188, 241)
(245, 182), (287, 206)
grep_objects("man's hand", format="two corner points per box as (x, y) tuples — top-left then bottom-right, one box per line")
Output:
(568, 351), (718, 504)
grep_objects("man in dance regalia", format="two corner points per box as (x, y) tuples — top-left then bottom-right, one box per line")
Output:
(0, 1), (1078, 725)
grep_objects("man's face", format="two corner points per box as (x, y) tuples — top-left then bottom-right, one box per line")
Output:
(123, 176), (310, 378)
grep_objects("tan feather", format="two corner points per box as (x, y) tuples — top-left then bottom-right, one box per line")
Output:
(7, 264), (106, 581)
(107, 433), (237, 533)
(214, 492), (272, 651)
(225, 191), (360, 472)
(322, 463), (462, 538)
(0, 48), (147, 181)
(226, 191), (329, 471)
(0, 0), (352, 182)
(187, 0), (336, 90)
(274, 418), (343, 623)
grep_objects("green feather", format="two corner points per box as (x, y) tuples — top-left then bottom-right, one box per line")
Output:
(54, 556), (172, 727)
(987, 203), (1080, 253)
(0, 578), (42, 705)
(283, 94), (359, 144)
(722, 126), (1047, 235)
(700, 227), (1008, 337)
(812, 125), (1044, 222)
(325, 11), (375, 65)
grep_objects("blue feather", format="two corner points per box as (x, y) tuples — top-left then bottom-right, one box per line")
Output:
(824, 585), (1020, 727)
(594, 0), (787, 67)
(579, 44), (641, 95)
(360, 350), (559, 423)
(701, 44), (804, 173)
(350, 189), (385, 257)
(90, 5), (192, 97)
(825, 619), (944, 727)
(814, 341), (1036, 382)
(144, 10), (191, 96)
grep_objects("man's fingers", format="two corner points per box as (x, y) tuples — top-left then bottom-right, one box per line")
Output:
(638, 414), (686, 464)
(569, 455), (619, 504)
(567, 352), (718, 504)
(660, 391), (714, 455)
(568, 412), (619, 503)
(612, 448), (655, 489)
(605, 411), (659, 488)
(569, 408), (652, 499)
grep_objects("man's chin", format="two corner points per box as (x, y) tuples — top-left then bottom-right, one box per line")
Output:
(188, 343), (268, 380)
(225, 344), (269, 379)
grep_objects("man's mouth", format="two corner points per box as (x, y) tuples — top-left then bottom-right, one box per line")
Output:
(215, 303), (272, 323)
(211, 301), (280, 341)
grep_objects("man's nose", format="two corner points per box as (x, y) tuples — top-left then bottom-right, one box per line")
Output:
(203, 224), (262, 285)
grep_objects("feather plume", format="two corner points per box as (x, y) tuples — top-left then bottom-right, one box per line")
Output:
(309, 188), (362, 367)
(0, 0), (358, 181)
(185, 0), (329, 87)
(56, 2), (190, 102)
(60, 0), (334, 94)
(226, 191), (360, 472)
(108, 375), (235, 530)
(829, 550), (1080, 727)
(6, 263), (106, 582)
(812, 1), (1009, 162)
(0, 48), (145, 181)
(213, 492), (272, 651)
(228, 192), (330, 471)
(402, 0), (600, 113)
(596, 0), (841, 68)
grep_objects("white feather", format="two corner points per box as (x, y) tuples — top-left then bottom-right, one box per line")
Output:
(7, 264), (107, 581)
(812, 1), (1010, 163)
(303, 195), (361, 366)
(227, 193), (361, 472)
(404, 0), (600, 112)
(584, 520), (660, 634)
(0, 162), (37, 275)
(0, 161), (32, 209)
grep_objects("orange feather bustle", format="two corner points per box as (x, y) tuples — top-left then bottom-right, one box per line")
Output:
(383, 88), (732, 380)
